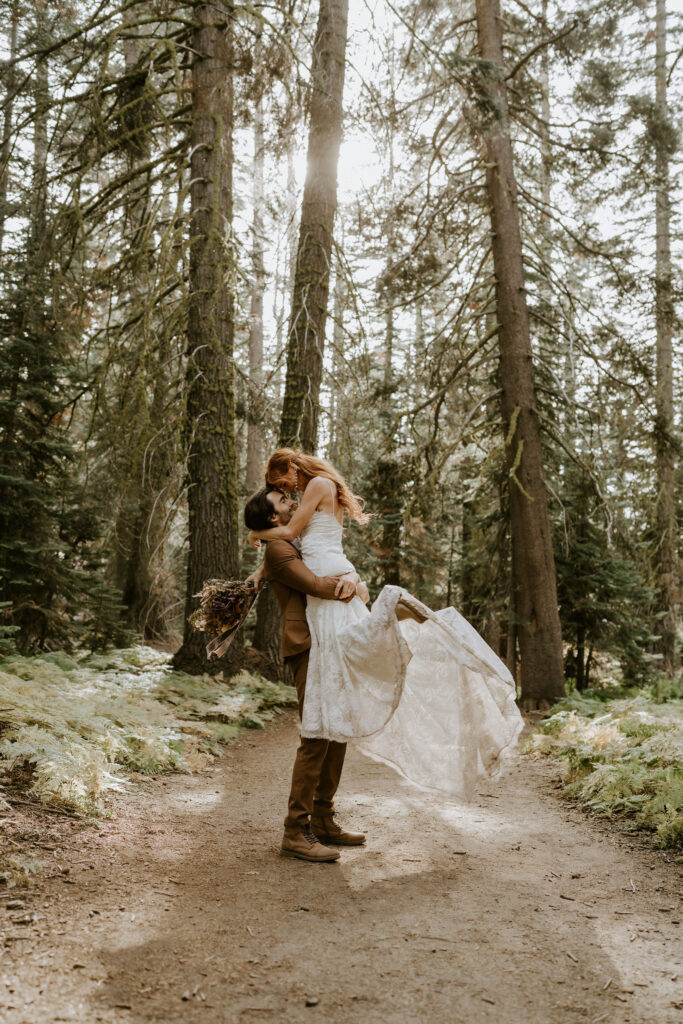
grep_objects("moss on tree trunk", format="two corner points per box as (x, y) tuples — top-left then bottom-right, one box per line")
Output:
(173, 2), (240, 675)
(474, 0), (564, 706)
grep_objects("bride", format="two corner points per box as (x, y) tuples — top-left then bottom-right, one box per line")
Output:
(248, 447), (523, 801)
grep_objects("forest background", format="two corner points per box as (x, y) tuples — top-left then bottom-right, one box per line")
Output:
(0, 0), (681, 718)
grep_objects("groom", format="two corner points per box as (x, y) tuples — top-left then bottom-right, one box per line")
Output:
(244, 485), (367, 863)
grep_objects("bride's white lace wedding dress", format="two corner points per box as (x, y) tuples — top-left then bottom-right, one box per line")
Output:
(300, 511), (523, 801)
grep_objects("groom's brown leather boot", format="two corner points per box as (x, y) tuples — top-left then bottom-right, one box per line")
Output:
(280, 826), (340, 862)
(311, 813), (366, 846)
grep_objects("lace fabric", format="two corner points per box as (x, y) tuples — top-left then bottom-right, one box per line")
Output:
(300, 511), (524, 801)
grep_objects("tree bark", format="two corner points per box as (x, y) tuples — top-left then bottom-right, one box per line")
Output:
(474, 0), (564, 706)
(375, 455), (404, 588)
(279, 0), (348, 451)
(653, 0), (678, 677)
(251, 145), (301, 680)
(252, 0), (348, 679)
(327, 269), (345, 463)
(173, 2), (240, 675)
(0, 1), (52, 648)
(506, 612), (517, 680)
(576, 623), (585, 692)
(246, 61), (265, 493)
(113, 7), (171, 639)
(0, 0), (19, 255)
(29, 3), (49, 287)
(536, 0), (555, 366)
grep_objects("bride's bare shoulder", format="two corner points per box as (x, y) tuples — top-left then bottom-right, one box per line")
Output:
(308, 475), (335, 491)
(307, 476), (336, 509)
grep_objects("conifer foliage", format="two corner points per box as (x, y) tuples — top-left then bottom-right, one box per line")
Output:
(0, 0), (679, 702)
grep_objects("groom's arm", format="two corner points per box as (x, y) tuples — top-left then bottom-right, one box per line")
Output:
(264, 540), (353, 601)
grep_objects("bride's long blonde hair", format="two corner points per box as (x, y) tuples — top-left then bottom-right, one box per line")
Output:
(265, 448), (371, 525)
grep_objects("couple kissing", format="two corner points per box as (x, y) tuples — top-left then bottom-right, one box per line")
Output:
(242, 448), (524, 864)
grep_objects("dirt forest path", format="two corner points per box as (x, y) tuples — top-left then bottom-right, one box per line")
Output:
(2, 714), (681, 1024)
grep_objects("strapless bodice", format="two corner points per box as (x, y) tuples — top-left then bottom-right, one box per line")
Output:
(300, 511), (354, 576)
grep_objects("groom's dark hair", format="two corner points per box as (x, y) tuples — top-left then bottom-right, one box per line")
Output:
(244, 486), (282, 532)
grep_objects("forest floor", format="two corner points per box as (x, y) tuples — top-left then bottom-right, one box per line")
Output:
(1, 713), (681, 1024)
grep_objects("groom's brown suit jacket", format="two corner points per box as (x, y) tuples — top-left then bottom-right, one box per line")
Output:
(263, 539), (343, 659)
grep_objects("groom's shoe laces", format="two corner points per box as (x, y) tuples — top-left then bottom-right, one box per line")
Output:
(302, 826), (318, 846)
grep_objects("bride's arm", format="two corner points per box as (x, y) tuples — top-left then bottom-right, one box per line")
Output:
(247, 477), (332, 549)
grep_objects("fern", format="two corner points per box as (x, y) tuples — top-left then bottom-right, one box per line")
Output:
(0, 647), (296, 815)
(0, 853), (43, 889)
(525, 695), (683, 849)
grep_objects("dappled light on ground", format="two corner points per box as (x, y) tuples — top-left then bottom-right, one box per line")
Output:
(1, 714), (680, 1023)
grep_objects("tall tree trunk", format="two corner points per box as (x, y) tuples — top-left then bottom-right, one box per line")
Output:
(375, 262), (404, 588)
(412, 302), (425, 402)
(271, 154), (298, 410)
(474, 0), (564, 706)
(0, 0), (45, 496)
(575, 623), (586, 692)
(375, 455), (404, 588)
(246, 65), (265, 493)
(115, 335), (172, 640)
(251, 149), (299, 680)
(253, 0), (348, 678)
(29, 3), (49, 289)
(327, 269), (345, 463)
(1, 2), (52, 647)
(113, 7), (169, 638)
(506, 613), (517, 680)
(279, 0), (348, 451)
(446, 520), (456, 607)
(536, 0), (554, 365)
(173, 2), (240, 675)
(461, 499), (475, 621)
(653, 0), (677, 677)
(0, 0), (19, 255)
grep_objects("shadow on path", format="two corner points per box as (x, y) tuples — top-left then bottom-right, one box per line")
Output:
(88, 716), (680, 1024)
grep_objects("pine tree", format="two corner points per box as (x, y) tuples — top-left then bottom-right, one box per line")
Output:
(280, 0), (349, 451)
(0, 3), (125, 650)
(251, 0), (349, 678)
(653, 0), (678, 677)
(473, 0), (564, 705)
(173, 2), (241, 675)
(246, 34), (266, 494)
(0, 0), (19, 254)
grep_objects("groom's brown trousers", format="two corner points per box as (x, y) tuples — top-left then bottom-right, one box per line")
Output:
(284, 649), (347, 833)
(261, 538), (350, 835)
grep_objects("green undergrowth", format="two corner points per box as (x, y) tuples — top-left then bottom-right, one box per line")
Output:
(0, 646), (296, 818)
(524, 691), (683, 851)
(1, 853), (43, 889)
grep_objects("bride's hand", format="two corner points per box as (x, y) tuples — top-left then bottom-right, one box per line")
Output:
(334, 575), (357, 601)
(356, 580), (369, 604)
(247, 531), (262, 550)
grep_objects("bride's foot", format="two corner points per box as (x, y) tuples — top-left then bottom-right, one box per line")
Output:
(311, 813), (366, 846)
(280, 826), (340, 862)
